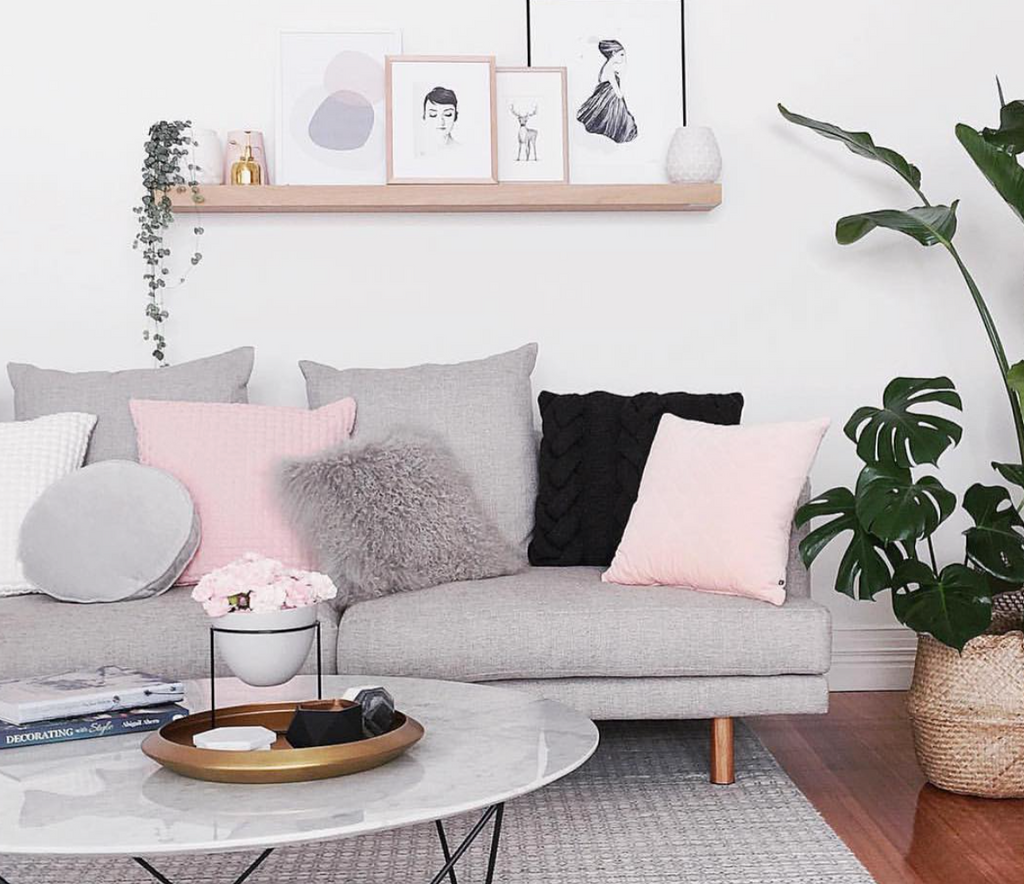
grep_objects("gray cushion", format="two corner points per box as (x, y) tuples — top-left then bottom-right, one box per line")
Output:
(300, 344), (538, 553)
(0, 588), (341, 682)
(279, 433), (524, 606)
(19, 461), (199, 603)
(337, 566), (832, 682)
(8, 347), (255, 463)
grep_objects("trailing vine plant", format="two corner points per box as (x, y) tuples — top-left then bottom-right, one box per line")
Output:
(132, 120), (205, 363)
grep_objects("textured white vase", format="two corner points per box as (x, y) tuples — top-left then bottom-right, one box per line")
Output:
(179, 127), (224, 185)
(215, 606), (317, 687)
(666, 126), (722, 184)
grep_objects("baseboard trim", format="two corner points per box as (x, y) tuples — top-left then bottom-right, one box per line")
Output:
(828, 627), (917, 692)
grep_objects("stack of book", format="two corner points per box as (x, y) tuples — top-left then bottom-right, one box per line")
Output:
(0, 666), (188, 750)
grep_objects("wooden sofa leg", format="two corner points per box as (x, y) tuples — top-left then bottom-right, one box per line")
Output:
(710, 717), (735, 785)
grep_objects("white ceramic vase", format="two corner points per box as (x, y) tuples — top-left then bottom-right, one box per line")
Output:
(179, 127), (224, 185)
(666, 126), (722, 184)
(215, 605), (317, 687)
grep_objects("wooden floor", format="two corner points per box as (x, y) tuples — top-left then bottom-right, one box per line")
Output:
(749, 692), (1024, 884)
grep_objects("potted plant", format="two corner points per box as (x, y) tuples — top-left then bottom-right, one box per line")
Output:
(192, 554), (337, 687)
(781, 87), (1024, 797)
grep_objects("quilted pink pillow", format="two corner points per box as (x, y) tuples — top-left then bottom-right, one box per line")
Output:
(603, 415), (829, 605)
(130, 398), (356, 583)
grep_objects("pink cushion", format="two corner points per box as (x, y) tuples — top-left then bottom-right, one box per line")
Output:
(130, 398), (356, 583)
(603, 415), (829, 605)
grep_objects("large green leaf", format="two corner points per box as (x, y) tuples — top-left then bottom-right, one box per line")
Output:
(1006, 360), (1024, 399)
(981, 89), (1024, 155)
(854, 463), (955, 543)
(836, 203), (959, 247)
(778, 104), (923, 194)
(844, 377), (963, 468)
(795, 487), (903, 600)
(963, 483), (1024, 582)
(957, 124), (1024, 225)
(891, 561), (992, 651)
(992, 461), (1024, 489)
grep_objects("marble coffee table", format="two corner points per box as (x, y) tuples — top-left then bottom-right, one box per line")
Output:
(0, 675), (598, 884)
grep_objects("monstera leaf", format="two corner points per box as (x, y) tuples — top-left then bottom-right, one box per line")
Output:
(891, 561), (992, 651)
(836, 203), (959, 247)
(992, 461), (1024, 489)
(844, 377), (963, 468)
(778, 105), (924, 196)
(963, 483), (1024, 582)
(854, 464), (955, 544)
(795, 487), (903, 600)
(957, 125), (1024, 226)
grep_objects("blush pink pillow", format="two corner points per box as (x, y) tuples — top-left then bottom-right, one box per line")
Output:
(130, 398), (356, 583)
(603, 415), (829, 605)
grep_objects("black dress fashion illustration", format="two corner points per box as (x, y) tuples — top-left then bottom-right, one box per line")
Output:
(576, 39), (638, 144)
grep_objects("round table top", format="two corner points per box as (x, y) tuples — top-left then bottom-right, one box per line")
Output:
(0, 675), (598, 857)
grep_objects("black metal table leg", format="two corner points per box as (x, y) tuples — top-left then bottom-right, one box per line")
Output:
(434, 820), (459, 884)
(484, 803), (505, 884)
(430, 803), (505, 884)
(132, 848), (273, 884)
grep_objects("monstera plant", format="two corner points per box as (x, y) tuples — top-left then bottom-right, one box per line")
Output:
(780, 85), (1024, 651)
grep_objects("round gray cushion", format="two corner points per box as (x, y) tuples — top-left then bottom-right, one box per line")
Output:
(19, 460), (200, 603)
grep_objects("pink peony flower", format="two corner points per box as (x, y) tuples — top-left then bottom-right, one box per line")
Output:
(192, 554), (337, 616)
(202, 596), (232, 618)
(249, 582), (288, 614)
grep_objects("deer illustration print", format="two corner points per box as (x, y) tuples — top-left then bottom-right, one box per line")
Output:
(510, 103), (539, 161)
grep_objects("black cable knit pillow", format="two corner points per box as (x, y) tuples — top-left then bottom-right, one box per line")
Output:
(529, 390), (744, 567)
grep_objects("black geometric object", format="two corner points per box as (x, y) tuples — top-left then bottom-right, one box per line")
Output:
(351, 687), (396, 737)
(285, 701), (365, 749)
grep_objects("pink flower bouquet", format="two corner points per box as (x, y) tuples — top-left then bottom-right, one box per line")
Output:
(191, 553), (337, 618)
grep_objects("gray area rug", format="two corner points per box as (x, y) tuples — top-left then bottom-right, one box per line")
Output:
(1, 720), (875, 884)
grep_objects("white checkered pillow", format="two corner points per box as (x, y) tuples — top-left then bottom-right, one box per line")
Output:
(0, 412), (96, 595)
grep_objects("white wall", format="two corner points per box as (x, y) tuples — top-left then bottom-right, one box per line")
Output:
(2, 1), (1022, 689)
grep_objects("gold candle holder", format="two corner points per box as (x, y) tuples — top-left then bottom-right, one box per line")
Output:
(229, 132), (263, 186)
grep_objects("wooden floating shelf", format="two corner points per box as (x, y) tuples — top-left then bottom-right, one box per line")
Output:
(166, 183), (721, 214)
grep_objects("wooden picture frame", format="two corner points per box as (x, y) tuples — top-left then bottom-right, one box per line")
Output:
(526, 0), (688, 183)
(386, 55), (498, 185)
(495, 66), (570, 183)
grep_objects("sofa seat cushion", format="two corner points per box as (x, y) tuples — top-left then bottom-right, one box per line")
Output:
(0, 588), (340, 682)
(336, 567), (831, 682)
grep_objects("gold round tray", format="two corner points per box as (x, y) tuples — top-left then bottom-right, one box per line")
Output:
(141, 700), (424, 784)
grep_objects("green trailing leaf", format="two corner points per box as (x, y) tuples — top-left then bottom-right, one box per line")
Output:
(777, 104), (924, 196)
(854, 463), (955, 544)
(795, 487), (903, 600)
(962, 483), (1024, 582)
(836, 203), (959, 247)
(992, 462), (1024, 489)
(891, 561), (992, 652)
(956, 124), (1024, 225)
(844, 377), (963, 468)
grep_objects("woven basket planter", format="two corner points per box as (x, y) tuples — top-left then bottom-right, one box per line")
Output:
(907, 622), (1024, 798)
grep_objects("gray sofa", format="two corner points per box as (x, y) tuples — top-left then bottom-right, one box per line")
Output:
(0, 344), (832, 784)
(0, 515), (830, 783)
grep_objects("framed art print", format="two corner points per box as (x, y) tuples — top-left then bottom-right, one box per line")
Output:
(495, 67), (569, 183)
(527, 0), (685, 183)
(277, 31), (403, 185)
(386, 56), (498, 184)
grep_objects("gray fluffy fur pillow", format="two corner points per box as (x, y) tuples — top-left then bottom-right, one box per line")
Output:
(279, 433), (525, 606)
